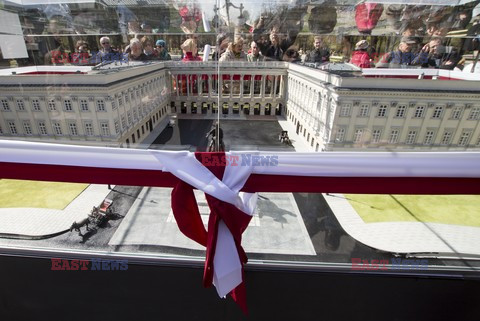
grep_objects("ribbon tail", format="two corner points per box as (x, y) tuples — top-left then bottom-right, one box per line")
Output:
(207, 217), (248, 315)
(203, 208), (220, 288)
(204, 195), (251, 314)
(171, 180), (207, 247)
(212, 220), (243, 297)
(231, 278), (248, 315)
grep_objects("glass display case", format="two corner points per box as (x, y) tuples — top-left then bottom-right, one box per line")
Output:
(0, 0), (479, 320)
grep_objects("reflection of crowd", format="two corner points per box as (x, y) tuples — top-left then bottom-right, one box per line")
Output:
(38, 10), (174, 66)
(348, 3), (480, 71)
(350, 36), (464, 70)
(44, 33), (173, 65)
(16, 2), (480, 72)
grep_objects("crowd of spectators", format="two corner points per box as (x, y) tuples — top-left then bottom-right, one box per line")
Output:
(352, 36), (465, 70)
(45, 34), (173, 65)
(42, 25), (479, 74)
(14, 0), (480, 74)
(37, 4), (479, 74)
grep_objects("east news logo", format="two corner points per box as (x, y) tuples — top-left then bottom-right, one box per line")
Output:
(351, 258), (429, 270)
(200, 154), (279, 166)
(51, 258), (128, 271)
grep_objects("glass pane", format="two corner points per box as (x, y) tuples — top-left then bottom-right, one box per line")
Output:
(0, 0), (480, 288)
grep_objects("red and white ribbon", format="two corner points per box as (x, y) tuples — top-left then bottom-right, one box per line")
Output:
(154, 151), (256, 312)
(1, 140), (480, 313)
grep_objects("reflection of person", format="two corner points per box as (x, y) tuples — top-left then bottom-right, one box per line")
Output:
(251, 11), (301, 59)
(99, 36), (116, 54)
(426, 23), (449, 38)
(95, 36), (119, 63)
(141, 36), (157, 60)
(247, 41), (265, 62)
(375, 36), (419, 68)
(206, 122), (225, 152)
(418, 38), (461, 70)
(44, 39), (68, 65)
(41, 16), (71, 65)
(350, 40), (373, 68)
(187, 33), (199, 58)
(141, 23), (152, 34)
(71, 40), (90, 65)
(179, 39), (201, 95)
(212, 33), (230, 61)
(155, 40), (171, 61)
(264, 32), (283, 61)
(385, 4), (404, 33)
(219, 36), (246, 62)
(127, 39), (148, 61)
(46, 16), (69, 34)
(75, 40), (88, 53)
(305, 36), (330, 63)
(424, 7), (452, 38)
(181, 38), (201, 61)
(463, 17), (480, 53)
(128, 20), (141, 34)
(207, 122), (223, 140)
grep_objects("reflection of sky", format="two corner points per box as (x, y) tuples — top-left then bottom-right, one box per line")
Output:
(197, 0), (355, 25)
(189, 0), (479, 27)
(364, 0), (476, 4)
(192, 0), (306, 23)
(6, 0), (479, 27)
(6, 0), (96, 4)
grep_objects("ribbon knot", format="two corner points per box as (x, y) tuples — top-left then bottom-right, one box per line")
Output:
(154, 151), (257, 314)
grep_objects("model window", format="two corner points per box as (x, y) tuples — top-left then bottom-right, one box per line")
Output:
(414, 106), (424, 118)
(405, 130), (417, 144)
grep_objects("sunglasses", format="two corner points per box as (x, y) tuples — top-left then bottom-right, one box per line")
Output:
(101, 42), (110, 45)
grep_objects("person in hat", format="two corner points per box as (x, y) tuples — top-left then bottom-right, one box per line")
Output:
(155, 39), (171, 61)
(376, 36), (420, 68)
(350, 40), (373, 68)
